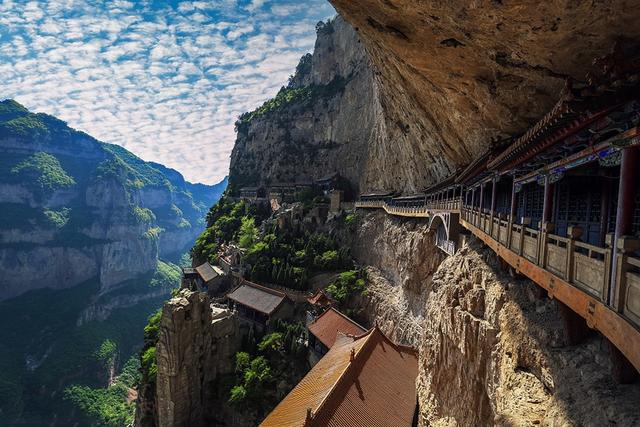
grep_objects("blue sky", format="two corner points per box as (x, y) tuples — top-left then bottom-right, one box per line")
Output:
(0, 0), (336, 184)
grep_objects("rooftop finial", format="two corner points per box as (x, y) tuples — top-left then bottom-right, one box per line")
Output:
(350, 347), (355, 362)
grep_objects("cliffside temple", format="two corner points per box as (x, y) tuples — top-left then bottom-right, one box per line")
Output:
(356, 53), (640, 381)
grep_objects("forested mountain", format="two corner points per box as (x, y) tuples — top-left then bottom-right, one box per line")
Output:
(0, 99), (226, 425)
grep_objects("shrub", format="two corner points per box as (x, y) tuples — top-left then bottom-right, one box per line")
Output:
(228, 354), (273, 408)
(325, 270), (366, 304)
(94, 339), (117, 370)
(257, 332), (283, 353)
(140, 347), (157, 383)
(143, 226), (162, 240)
(118, 356), (141, 388)
(238, 216), (258, 249)
(133, 206), (156, 224)
(44, 208), (71, 229)
(344, 213), (356, 225)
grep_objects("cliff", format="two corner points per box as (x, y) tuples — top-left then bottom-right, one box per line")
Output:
(0, 100), (226, 300)
(328, 0), (640, 191)
(229, 17), (379, 193)
(220, 7), (640, 426)
(150, 290), (241, 427)
(354, 212), (640, 425)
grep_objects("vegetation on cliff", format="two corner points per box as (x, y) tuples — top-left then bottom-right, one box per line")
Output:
(228, 320), (307, 417)
(234, 74), (351, 134)
(192, 194), (270, 264)
(64, 348), (141, 427)
(325, 269), (366, 304)
(244, 228), (352, 290)
(11, 152), (76, 196)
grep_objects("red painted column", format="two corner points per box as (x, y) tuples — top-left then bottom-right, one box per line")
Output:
(614, 148), (639, 240)
(542, 176), (555, 225)
(510, 179), (518, 222)
(490, 177), (498, 215)
(611, 147), (640, 302)
(609, 147), (639, 383)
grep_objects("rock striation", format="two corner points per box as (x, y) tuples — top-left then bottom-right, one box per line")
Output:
(353, 212), (640, 425)
(229, 16), (380, 193)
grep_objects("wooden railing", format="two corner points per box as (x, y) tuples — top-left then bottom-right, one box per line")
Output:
(460, 206), (619, 302)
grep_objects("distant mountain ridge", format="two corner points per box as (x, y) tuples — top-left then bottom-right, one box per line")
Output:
(0, 99), (227, 299)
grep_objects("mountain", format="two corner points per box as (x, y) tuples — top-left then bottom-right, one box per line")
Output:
(0, 99), (226, 299)
(0, 99), (226, 425)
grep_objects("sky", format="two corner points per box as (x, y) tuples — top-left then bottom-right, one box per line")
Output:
(0, 0), (336, 185)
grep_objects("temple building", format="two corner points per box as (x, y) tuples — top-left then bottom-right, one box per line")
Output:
(307, 307), (366, 364)
(306, 290), (335, 314)
(181, 262), (226, 294)
(227, 280), (293, 328)
(260, 327), (418, 427)
(315, 172), (340, 193)
(239, 186), (265, 199)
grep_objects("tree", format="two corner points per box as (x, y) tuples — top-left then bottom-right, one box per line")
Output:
(94, 339), (117, 370)
(238, 216), (258, 248)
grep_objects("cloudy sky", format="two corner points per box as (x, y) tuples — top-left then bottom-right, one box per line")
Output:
(0, 0), (336, 184)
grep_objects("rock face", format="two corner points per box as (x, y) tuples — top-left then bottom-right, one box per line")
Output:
(0, 100), (226, 300)
(198, 7), (640, 426)
(329, 0), (640, 190)
(354, 212), (640, 425)
(350, 211), (444, 345)
(229, 16), (380, 193)
(153, 290), (241, 427)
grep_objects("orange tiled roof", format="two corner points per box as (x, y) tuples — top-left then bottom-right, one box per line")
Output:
(308, 308), (366, 349)
(260, 327), (418, 427)
(307, 291), (334, 308)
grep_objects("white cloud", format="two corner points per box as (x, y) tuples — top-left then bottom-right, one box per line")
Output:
(0, 0), (336, 184)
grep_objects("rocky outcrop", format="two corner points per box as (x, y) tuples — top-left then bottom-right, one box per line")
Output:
(352, 212), (640, 425)
(349, 211), (444, 345)
(329, 0), (640, 190)
(153, 290), (241, 427)
(417, 240), (640, 426)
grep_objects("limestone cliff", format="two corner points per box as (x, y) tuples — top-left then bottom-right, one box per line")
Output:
(330, 0), (640, 190)
(168, 5), (640, 426)
(0, 100), (226, 300)
(353, 212), (640, 426)
(229, 16), (380, 193)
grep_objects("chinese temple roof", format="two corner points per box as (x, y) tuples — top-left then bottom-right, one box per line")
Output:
(308, 308), (366, 349)
(261, 327), (418, 427)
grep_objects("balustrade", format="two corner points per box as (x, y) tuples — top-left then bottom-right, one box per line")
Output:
(572, 238), (611, 300)
(614, 237), (640, 326)
(499, 219), (509, 246)
(522, 226), (540, 263)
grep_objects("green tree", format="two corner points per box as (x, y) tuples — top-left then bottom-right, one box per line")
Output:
(94, 339), (117, 370)
(238, 216), (258, 249)
(326, 270), (366, 304)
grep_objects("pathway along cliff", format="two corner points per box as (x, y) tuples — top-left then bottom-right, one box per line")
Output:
(137, 7), (640, 427)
